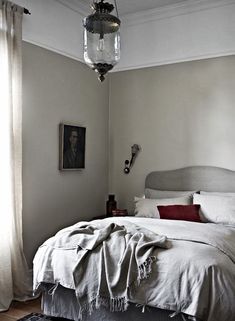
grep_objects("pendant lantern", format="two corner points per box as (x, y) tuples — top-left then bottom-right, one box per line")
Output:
(83, 0), (121, 82)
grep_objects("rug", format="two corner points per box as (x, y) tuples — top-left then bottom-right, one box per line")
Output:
(17, 312), (71, 321)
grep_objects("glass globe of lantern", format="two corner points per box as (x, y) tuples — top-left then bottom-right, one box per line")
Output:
(83, 0), (121, 82)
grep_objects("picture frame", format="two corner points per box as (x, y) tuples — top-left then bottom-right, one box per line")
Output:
(59, 123), (86, 170)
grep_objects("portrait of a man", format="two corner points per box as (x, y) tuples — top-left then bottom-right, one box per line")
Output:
(59, 124), (86, 170)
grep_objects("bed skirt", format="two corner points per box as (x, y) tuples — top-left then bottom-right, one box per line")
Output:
(40, 283), (196, 321)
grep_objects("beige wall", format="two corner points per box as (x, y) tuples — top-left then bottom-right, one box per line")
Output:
(109, 56), (235, 213)
(22, 44), (235, 263)
(22, 43), (109, 264)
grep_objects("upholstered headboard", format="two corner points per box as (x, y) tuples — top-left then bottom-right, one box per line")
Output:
(145, 166), (235, 192)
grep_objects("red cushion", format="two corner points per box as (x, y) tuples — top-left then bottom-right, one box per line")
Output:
(157, 204), (201, 222)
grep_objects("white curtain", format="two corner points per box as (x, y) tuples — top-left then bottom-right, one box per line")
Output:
(0, 1), (32, 311)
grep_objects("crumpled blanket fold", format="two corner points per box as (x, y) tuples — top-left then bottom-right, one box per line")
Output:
(33, 220), (168, 319)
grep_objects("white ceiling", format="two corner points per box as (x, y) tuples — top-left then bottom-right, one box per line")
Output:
(76, 0), (191, 15)
(116, 0), (189, 15)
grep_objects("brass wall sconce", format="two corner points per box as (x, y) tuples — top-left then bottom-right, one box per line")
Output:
(124, 144), (141, 174)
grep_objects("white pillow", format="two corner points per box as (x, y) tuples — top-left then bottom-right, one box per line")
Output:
(193, 194), (235, 225)
(200, 191), (235, 197)
(134, 196), (192, 218)
(145, 188), (196, 199)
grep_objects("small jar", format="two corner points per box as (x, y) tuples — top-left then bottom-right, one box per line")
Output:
(106, 194), (117, 217)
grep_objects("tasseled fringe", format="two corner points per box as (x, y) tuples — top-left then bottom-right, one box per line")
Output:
(170, 311), (180, 318)
(170, 311), (197, 321)
(76, 295), (129, 320)
(48, 282), (59, 296)
(138, 256), (156, 283)
(109, 296), (128, 312)
(75, 255), (156, 320)
(136, 303), (146, 313)
(33, 282), (48, 296)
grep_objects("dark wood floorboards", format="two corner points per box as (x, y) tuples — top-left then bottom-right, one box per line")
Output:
(0, 298), (41, 321)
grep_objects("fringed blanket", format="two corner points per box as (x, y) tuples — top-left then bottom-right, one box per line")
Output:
(33, 221), (168, 319)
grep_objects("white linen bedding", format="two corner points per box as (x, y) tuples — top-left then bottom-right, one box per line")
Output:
(113, 217), (235, 321)
(33, 217), (235, 321)
(34, 221), (168, 319)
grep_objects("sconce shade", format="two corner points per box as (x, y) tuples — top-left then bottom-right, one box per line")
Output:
(131, 144), (140, 155)
(83, 0), (121, 82)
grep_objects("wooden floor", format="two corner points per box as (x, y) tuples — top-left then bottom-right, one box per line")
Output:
(0, 298), (41, 321)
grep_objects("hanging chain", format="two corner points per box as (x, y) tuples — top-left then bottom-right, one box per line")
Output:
(114, 0), (119, 18)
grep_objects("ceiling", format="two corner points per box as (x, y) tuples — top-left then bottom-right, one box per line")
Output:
(76, 0), (191, 15)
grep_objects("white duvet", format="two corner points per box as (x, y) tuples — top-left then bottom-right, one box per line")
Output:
(101, 217), (235, 321)
(34, 217), (235, 321)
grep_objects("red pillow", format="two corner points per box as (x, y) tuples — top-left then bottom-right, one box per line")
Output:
(157, 204), (201, 222)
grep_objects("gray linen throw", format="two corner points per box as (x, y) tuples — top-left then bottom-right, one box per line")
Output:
(34, 221), (168, 319)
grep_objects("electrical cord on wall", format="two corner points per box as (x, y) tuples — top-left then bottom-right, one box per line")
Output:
(114, 0), (119, 18)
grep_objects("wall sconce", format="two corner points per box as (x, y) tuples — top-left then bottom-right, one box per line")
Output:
(124, 144), (141, 174)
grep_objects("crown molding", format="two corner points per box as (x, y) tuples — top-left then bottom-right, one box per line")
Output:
(112, 50), (235, 73)
(54, 0), (235, 25)
(122, 0), (235, 27)
(23, 38), (84, 64)
(24, 37), (235, 73)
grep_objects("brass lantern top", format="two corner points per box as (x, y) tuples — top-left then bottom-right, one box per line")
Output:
(83, 1), (121, 35)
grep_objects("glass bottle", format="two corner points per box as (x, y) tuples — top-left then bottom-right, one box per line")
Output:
(106, 194), (117, 217)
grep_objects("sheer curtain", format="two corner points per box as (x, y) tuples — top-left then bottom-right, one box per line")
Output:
(0, 1), (32, 311)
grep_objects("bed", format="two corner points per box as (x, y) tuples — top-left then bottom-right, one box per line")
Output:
(33, 166), (235, 321)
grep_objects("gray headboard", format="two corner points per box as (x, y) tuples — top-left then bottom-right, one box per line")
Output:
(145, 166), (235, 192)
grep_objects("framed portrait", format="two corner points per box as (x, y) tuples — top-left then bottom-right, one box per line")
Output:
(59, 123), (86, 170)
